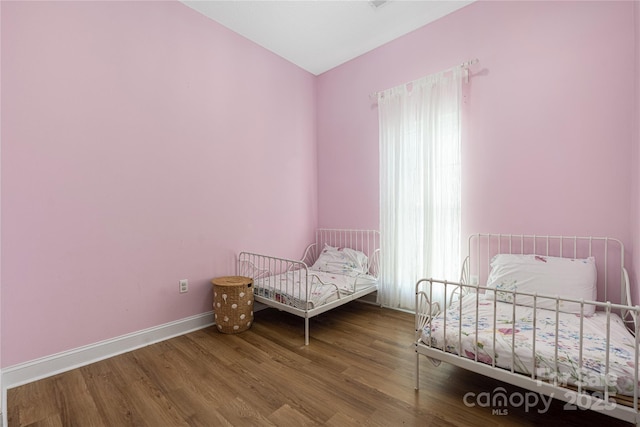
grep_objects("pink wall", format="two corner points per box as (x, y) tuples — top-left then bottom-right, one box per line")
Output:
(2, 0), (638, 369)
(1, 1), (317, 366)
(318, 1), (637, 292)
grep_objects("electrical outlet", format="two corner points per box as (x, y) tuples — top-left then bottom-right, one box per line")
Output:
(470, 275), (479, 285)
(179, 279), (188, 293)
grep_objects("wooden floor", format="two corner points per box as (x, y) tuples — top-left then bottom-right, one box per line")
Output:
(7, 302), (634, 426)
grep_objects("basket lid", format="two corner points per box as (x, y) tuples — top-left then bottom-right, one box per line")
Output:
(211, 276), (253, 287)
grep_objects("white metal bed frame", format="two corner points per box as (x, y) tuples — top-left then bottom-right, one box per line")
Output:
(238, 228), (380, 345)
(415, 233), (640, 425)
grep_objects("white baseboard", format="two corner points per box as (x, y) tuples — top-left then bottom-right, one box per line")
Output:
(2, 311), (214, 391)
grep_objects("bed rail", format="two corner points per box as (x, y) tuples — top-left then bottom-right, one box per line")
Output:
(415, 277), (640, 425)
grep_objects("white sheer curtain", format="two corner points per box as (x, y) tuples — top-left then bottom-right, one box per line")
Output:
(377, 66), (464, 311)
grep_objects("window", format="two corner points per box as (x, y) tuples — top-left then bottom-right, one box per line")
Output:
(377, 67), (464, 310)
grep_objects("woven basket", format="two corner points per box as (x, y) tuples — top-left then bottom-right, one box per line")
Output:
(211, 276), (254, 334)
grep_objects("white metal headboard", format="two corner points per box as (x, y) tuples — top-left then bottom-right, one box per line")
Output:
(302, 228), (380, 277)
(462, 234), (631, 314)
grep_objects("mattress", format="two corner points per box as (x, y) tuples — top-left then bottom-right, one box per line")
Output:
(421, 294), (638, 396)
(253, 268), (376, 310)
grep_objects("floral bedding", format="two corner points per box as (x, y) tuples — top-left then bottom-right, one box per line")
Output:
(421, 294), (638, 396)
(254, 269), (377, 310)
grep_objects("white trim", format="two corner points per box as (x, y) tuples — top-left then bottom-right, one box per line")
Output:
(1, 311), (214, 425)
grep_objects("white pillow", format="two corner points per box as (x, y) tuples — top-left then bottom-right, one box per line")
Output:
(486, 254), (597, 315)
(311, 245), (369, 276)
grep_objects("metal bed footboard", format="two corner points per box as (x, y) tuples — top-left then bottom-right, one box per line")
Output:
(238, 251), (313, 344)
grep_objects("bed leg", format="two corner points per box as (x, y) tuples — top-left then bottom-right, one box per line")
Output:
(305, 317), (309, 346)
(415, 350), (420, 390)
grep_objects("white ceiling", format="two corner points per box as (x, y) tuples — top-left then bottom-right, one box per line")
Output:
(181, 1), (474, 75)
